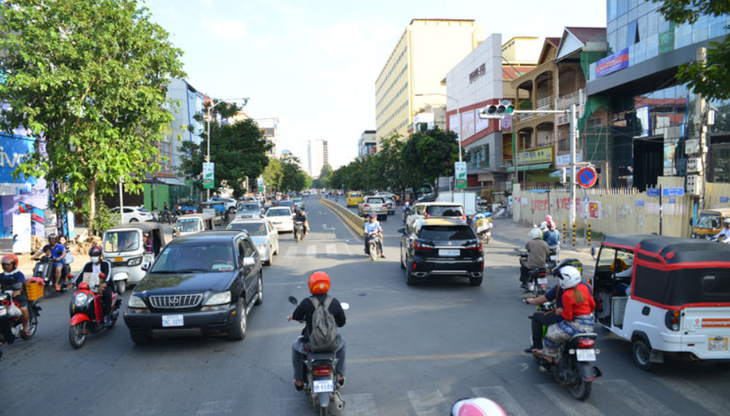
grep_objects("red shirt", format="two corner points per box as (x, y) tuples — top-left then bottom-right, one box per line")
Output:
(561, 283), (596, 321)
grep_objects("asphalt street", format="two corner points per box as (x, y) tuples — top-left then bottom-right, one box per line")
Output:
(1, 197), (729, 416)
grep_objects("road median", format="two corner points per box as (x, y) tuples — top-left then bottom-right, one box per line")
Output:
(320, 196), (365, 238)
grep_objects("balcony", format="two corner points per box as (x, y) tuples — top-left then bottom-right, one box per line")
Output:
(556, 90), (583, 111)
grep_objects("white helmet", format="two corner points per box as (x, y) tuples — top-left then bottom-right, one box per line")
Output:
(405, 202), (410, 207)
(451, 398), (506, 416)
(724, 218), (730, 225)
(558, 265), (582, 289)
(539, 221), (548, 231)
(529, 227), (542, 239)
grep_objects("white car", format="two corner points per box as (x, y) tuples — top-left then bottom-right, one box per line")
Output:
(111, 206), (153, 224)
(227, 218), (280, 266)
(302, 191), (310, 197)
(265, 207), (294, 233)
(208, 197), (237, 214)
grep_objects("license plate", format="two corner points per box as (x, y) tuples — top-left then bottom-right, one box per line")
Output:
(538, 277), (548, 285)
(114, 257), (123, 262)
(162, 315), (184, 327)
(313, 379), (334, 393)
(550, 255), (558, 261)
(576, 349), (596, 361)
(709, 338), (728, 352)
(439, 249), (460, 257)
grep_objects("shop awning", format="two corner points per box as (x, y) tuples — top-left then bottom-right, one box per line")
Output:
(506, 163), (552, 173)
(157, 177), (188, 186)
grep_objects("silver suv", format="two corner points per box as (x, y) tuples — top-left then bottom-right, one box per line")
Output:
(358, 196), (388, 220)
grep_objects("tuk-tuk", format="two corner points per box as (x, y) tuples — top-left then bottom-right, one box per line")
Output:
(693, 208), (730, 239)
(172, 213), (214, 238)
(198, 201), (225, 225)
(102, 222), (165, 294)
(592, 234), (730, 370)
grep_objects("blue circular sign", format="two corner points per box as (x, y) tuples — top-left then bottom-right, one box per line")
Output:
(577, 167), (597, 188)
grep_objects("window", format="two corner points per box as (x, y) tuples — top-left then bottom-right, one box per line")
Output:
(228, 222), (267, 236)
(419, 226), (476, 241)
(103, 231), (140, 253)
(702, 274), (730, 297)
(426, 206), (464, 217)
(243, 240), (255, 257)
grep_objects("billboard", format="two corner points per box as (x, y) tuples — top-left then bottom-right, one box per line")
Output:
(596, 48), (629, 78)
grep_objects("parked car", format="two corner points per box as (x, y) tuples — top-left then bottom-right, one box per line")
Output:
(236, 202), (264, 219)
(358, 196), (388, 220)
(406, 202), (466, 230)
(123, 230), (264, 343)
(265, 207), (294, 233)
(111, 206), (153, 224)
(227, 219), (279, 266)
(399, 218), (483, 286)
(209, 197), (237, 214)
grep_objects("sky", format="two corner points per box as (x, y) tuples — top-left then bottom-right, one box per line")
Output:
(145, 0), (607, 170)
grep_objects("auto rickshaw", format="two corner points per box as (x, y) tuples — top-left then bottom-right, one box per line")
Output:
(172, 213), (215, 238)
(592, 234), (730, 370)
(102, 222), (165, 294)
(198, 201), (225, 225)
(692, 208), (730, 239)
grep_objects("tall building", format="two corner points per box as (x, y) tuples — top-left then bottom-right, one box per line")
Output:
(375, 19), (484, 148)
(358, 130), (377, 158)
(307, 139), (328, 179)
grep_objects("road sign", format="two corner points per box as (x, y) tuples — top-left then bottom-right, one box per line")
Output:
(647, 188), (660, 197)
(455, 162), (467, 190)
(203, 162), (215, 189)
(576, 167), (597, 188)
(662, 187), (684, 197)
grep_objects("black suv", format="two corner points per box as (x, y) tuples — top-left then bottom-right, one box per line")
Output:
(399, 218), (484, 286)
(123, 231), (264, 344)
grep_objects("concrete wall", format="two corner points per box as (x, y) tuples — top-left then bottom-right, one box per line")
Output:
(320, 196), (365, 237)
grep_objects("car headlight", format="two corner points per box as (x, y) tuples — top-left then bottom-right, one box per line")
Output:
(205, 291), (231, 306)
(128, 257), (143, 266)
(128, 295), (146, 308)
(74, 292), (89, 307)
(258, 244), (268, 253)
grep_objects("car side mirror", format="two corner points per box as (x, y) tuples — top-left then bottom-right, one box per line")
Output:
(141, 262), (150, 271)
(398, 228), (405, 234)
(243, 257), (255, 267)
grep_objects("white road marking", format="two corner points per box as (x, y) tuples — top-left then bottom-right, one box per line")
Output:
(600, 379), (681, 416)
(326, 244), (337, 257)
(407, 390), (450, 416)
(307, 245), (317, 257)
(196, 400), (235, 415)
(536, 384), (603, 416)
(286, 245), (299, 257)
(342, 393), (378, 416)
(654, 377), (730, 416)
(267, 397), (308, 416)
(471, 386), (528, 416)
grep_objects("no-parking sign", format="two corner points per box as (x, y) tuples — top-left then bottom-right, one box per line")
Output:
(577, 167), (597, 188)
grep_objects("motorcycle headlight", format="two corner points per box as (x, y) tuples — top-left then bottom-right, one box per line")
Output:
(128, 257), (143, 266)
(127, 295), (146, 308)
(74, 292), (89, 307)
(204, 291), (231, 306)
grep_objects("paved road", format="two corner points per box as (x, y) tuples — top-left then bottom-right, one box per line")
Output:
(2, 197), (729, 416)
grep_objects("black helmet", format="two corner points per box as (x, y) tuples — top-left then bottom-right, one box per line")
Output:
(88, 246), (102, 257)
(48, 233), (57, 241)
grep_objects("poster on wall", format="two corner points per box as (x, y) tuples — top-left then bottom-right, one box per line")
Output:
(12, 213), (31, 253)
(588, 201), (602, 219)
(663, 138), (677, 176)
(449, 114), (460, 137)
(476, 110), (491, 133)
(461, 110), (475, 139)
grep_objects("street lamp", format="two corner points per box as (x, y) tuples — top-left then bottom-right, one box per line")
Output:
(205, 97), (249, 200)
(415, 93), (461, 162)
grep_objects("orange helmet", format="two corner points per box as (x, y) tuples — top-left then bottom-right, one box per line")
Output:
(1, 254), (18, 270)
(308, 271), (331, 294)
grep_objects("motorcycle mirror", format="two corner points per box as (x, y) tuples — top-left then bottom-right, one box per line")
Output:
(287, 296), (298, 305)
(340, 302), (350, 310)
(590, 247), (596, 259)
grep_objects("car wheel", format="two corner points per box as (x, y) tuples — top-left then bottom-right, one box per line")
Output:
(129, 218), (139, 223)
(228, 298), (247, 341)
(632, 339), (655, 371)
(255, 273), (264, 306)
(130, 331), (152, 345)
(469, 276), (483, 286)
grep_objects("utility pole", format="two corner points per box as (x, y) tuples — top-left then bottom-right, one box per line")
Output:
(569, 104), (577, 228)
(697, 47), (708, 211)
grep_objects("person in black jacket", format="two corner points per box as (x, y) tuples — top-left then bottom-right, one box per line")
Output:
(288, 271), (346, 391)
(71, 246), (114, 327)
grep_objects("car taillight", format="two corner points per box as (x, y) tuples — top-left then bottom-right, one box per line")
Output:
(413, 241), (433, 250)
(461, 214), (466, 221)
(466, 242), (483, 251)
(578, 339), (595, 348)
(313, 366), (332, 376)
(425, 214), (430, 218)
(665, 309), (682, 331)
(364, 204), (370, 207)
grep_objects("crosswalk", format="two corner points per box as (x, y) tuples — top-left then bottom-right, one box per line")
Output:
(279, 241), (358, 259)
(261, 377), (730, 416)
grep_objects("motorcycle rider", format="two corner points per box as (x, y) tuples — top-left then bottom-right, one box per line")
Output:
(542, 221), (561, 251)
(716, 218), (730, 243)
(41, 234), (66, 291)
(71, 246), (114, 327)
(363, 213), (385, 258)
(520, 228), (550, 291)
(530, 266), (595, 363)
(0, 254), (30, 337)
(294, 207), (309, 238)
(288, 271), (347, 391)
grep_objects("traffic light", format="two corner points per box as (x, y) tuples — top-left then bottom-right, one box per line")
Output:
(479, 100), (514, 119)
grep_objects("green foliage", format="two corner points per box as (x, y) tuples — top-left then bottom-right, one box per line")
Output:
(518, 99), (532, 110)
(0, 0), (186, 234)
(77, 200), (121, 236)
(279, 158), (309, 192)
(319, 163), (333, 180)
(401, 128), (459, 185)
(178, 114), (272, 197)
(652, 0), (730, 100)
(262, 157), (284, 192)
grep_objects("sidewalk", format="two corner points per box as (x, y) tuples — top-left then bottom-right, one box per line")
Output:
(492, 218), (599, 255)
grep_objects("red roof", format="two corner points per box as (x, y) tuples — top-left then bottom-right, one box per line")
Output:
(502, 66), (535, 80)
(546, 37), (561, 47)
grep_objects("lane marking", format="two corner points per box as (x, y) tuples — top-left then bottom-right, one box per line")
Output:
(471, 386), (528, 416)
(654, 377), (730, 416)
(306, 245), (317, 257)
(600, 379), (681, 416)
(536, 384), (603, 416)
(349, 351), (522, 364)
(196, 400), (235, 415)
(407, 390), (450, 416)
(342, 393), (378, 416)
(326, 244), (337, 257)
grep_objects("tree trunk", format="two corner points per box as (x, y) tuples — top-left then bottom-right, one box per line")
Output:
(89, 178), (97, 236)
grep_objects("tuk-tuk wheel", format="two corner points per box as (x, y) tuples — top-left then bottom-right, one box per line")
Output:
(632, 339), (655, 371)
(116, 280), (127, 295)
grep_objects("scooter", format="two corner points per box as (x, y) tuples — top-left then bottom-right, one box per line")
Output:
(294, 221), (305, 243)
(288, 296), (349, 416)
(547, 246), (559, 270)
(476, 221), (493, 245)
(402, 207), (411, 224)
(526, 300), (602, 401)
(0, 283), (41, 343)
(517, 250), (548, 296)
(366, 231), (381, 261)
(68, 274), (122, 349)
(33, 256), (68, 295)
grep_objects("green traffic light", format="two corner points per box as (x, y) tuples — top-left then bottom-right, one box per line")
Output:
(505, 105), (514, 114)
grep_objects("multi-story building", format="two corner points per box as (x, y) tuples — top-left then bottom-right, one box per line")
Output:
(307, 139), (328, 179)
(375, 19), (484, 148)
(252, 117), (280, 158)
(586, 1), (730, 190)
(358, 130), (377, 158)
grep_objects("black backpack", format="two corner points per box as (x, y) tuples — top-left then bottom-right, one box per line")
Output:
(308, 296), (338, 352)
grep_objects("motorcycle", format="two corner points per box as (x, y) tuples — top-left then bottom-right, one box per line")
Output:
(68, 274), (122, 349)
(33, 256), (69, 295)
(526, 299), (602, 401)
(288, 296), (349, 416)
(476, 221), (493, 245)
(0, 282), (41, 344)
(366, 231), (381, 261)
(517, 250), (549, 296)
(547, 246), (559, 270)
(294, 221), (305, 243)
(402, 207), (411, 224)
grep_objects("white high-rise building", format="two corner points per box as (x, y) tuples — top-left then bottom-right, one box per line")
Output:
(307, 139), (328, 179)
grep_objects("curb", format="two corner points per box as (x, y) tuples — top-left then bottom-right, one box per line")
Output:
(320, 197), (365, 238)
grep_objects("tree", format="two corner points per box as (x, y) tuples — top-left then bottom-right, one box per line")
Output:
(401, 128), (459, 186)
(280, 157), (309, 192)
(319, 163), (333, 180)
(0, 0), (185, 234)
(651, 0), (730, 100)
(262, 157), (283, 192)
(179, 113), (272, 198)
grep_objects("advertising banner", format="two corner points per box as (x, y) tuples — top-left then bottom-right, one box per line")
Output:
(203, 162), (215, 189)
(461, 110), (475, 139)
(12, 213), (31, 253)
(596, 48), (629, 78)
(516, 146), (553, 165)
(455, 162), (467, 190)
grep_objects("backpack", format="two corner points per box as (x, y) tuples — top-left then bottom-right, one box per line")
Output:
(308, 296), (339, 352)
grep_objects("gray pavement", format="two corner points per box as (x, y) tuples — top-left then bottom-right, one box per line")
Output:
(1, 197), (728, 416)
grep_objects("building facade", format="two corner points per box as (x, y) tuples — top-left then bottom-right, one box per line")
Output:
(307, 139), (328, 179)
(358, 130), (377, 158)
(375, 19), (484, 147)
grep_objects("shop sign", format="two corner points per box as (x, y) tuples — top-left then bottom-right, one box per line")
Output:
(596, 48), (629, 78)
(469, 63), (486, 84)
(517, 146), (553, 165)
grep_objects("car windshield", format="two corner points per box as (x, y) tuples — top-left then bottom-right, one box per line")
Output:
(279, 201), (294, 207)
(367, 198), (385, 204)
(267, 208), (291, 217)
(426, 206), (464, 217)
(350, 193), (361, 198)
(151, 243), (236, 273)
(227, 222), (267, 236)
(103, 231), (140, 253)
(176, 218), (201, 233)
(697, 213), (722, 229)
(292, 197), (302, 202)
(419, 226), (475, 241)
(238, 204), (259, 212)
